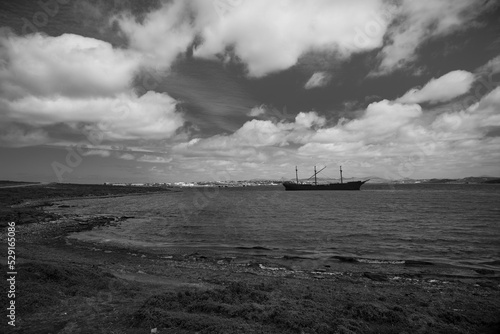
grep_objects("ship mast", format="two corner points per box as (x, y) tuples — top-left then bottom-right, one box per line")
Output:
(306, 166), (326, 184)
(340, 166), (343, 184)
(314, 166), (317, 185)
(295, 166), (299, 183)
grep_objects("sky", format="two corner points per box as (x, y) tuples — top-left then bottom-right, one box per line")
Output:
(0, 0), (499, 183)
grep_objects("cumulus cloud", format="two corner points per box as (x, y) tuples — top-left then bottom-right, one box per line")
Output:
(0, 32), (185, 145)
(168, 83), (500, 179)
(0, 32), (141, 99)
(304, 72), (330, 89)
(233, 120), (293, 147)
(247, 105), (266, 117)
(114, 0), (389, 77)
(82, 149), (111, 157)
(309, 100), (422, 146)
(113, 0), (195, 69)
(1, 2), (498, 179)
(172, 95), (496, 177)
(308, 92), (498, 177)
(396, 70), (475, 104)
(432, 86), (500, 136)
(295, 111), (326, 128)
(118, 153), (135, 160)
(172, 111), (324, 152)
(195, 0), (389, 77)
(348, 100), (421, 133)
(174, 103), (423, 155)
(1, 91), (183, 140)
(111, 0), (493, 78)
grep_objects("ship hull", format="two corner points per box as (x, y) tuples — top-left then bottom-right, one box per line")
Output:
(282, 180), (367, 191)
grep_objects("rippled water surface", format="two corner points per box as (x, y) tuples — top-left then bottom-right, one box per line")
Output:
(66, 184), (500, 269)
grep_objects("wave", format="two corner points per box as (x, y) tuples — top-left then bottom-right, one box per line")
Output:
(331, 256), (433, 266)
(282, 255), (309, 260)
(480, 260), (500, 266)
(235, 246), (273, 251)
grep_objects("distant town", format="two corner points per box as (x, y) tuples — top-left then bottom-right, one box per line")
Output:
(103, 176), (500, 188)
(103, 179), (283, 188)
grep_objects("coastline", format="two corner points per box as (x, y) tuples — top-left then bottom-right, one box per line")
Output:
(1, 186), (499, 333)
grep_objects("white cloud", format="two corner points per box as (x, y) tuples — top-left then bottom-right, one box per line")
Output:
(396, 70), (475, 104)
(173, 111), (324, 152)
(295, 111), (326, 128)
(350, 100), (422, 132)
(82, 149), (111, 157)
(111, 0), (492, 78)
(194, 0), (388, 77)
(113, 0), (195, 70)
(310, 100), (422, 145)
(475, 55), (500, 76)
(247, 105), (266, 117)
(432, 86), (500, 136)
(0, 32), (141, 99)
(0, 32), (185, 144)
(138, 155), (173, 163)
(114, 0), (388, 77)
(118, 153), (135, 160)
(165, 57), (500, 178)
(1, 4), (498, 179)
(170, 95), (496, 178)
(174, 104), (424, 156)
(304, 72), (329, 89)
(375, 0), (493, 75)
(2, 91), (184, 140)
(233, 120), (292, 146)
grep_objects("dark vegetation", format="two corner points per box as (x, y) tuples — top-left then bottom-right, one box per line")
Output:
(422, 177), (500, 184)
(2, 258), (499, 334)
(0, 182), (170, 207)
(132, 278), (500, 334)
(0, 262), (138, 334)
(0, 180), (39, 187)
(0, 182), (170, 227)
(1, 262), (118, 315)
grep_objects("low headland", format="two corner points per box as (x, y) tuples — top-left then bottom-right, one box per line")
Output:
(1, 183), (499, 333)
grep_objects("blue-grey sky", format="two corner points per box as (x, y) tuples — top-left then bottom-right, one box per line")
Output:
(1, 0), (499, 183)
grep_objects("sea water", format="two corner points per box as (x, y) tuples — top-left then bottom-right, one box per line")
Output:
(64, 184), (500, 271)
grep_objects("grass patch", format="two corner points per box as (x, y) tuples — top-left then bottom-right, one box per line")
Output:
(131, 278), (500, 334)
(0, 262), (121, 315)
(133, 280), (339, 333)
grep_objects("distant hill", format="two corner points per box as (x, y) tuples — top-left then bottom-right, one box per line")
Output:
(361, 176), (393, 183)
(421, 178), (457, 184)
(421, 177), (500, 184)
(461, 177), (500, 183)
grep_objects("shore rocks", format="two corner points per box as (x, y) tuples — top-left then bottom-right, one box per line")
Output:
(363, 272), (389, 282)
